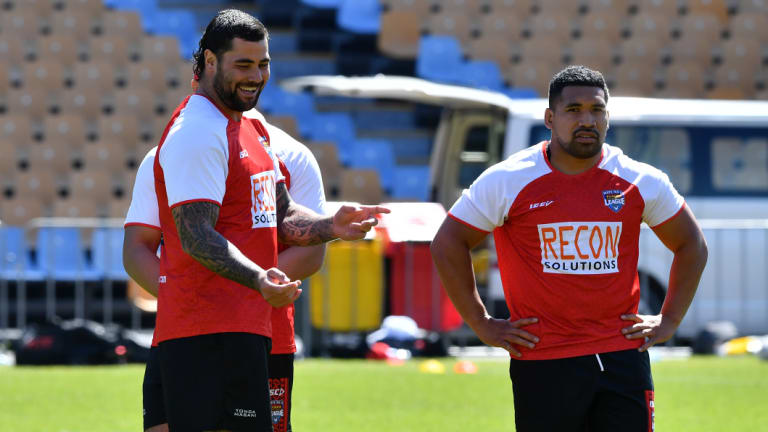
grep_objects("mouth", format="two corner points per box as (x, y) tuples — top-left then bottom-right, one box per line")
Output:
(574, 131), (598, 143)
(237, 84), (261, 98)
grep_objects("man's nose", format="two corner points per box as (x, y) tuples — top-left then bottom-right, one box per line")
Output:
(578, 111), (597, 128)
(249, 68), (264, 83)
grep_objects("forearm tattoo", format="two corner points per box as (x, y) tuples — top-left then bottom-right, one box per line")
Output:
(276, 182), (335, 246)
(172, 202), (261, 290)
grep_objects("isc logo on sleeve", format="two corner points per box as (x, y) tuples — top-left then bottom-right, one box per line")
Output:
(537, 222), (622, 274)
(251, 171), (277, 228)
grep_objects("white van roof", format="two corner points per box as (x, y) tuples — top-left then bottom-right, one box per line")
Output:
(281, 75), (768, 126)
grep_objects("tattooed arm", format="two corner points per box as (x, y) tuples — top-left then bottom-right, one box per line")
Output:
(172, 201), (301, 306)
(275, 182), (391, 246)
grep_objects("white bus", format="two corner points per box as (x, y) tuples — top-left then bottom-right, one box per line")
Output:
(284, 75), (768, 339)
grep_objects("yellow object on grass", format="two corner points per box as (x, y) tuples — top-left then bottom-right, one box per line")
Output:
(309, 237), (384, 331)
(418, 359), (446, 374)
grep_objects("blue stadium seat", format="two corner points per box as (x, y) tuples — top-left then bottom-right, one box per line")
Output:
(460, 61), (504, 91)
(92, 228), (128, 280)
(270, 56), (336, 80)
(389, 136), (433, 161)
(503, 87), (540, 99)
(391, 165), (431, 201)
(260, 88), (317, 135)
(305, 113), (356, 164)
(300, 0), (344, 7)
(416, 36), (464, 84)
(348, 139), (397, 192)
(143, 9), (199, 59)
(337, 0), (381, 34)
(104, 0), (158, 15)
(0, 226), (44, 281)
(36, 227), (102, 281)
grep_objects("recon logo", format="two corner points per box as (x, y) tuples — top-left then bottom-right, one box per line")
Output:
(537, 221), (622, 274)
(250, 171), (277, 228)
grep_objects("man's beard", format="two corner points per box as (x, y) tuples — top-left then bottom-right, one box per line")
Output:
(212, 65), (261, 112)
(559, 128), (603, 159)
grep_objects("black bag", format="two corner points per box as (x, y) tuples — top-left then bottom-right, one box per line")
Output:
(14, 319), (150, 365)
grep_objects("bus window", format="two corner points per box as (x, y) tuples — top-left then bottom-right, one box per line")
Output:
(458, 124), (504, 189)
(712, 137), (768, 191)
(611, 127), (692, 194)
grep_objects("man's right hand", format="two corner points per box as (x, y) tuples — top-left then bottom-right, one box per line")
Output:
(472, 316), (540, 358)
(257, 268), (302, 307)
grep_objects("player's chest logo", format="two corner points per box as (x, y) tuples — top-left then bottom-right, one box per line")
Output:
(250, 170), (277, 228)
(529, 200), (555, 210)
(602, 189), (625, 213)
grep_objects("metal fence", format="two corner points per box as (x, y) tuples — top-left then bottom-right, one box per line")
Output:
(2, 219), (768, 345)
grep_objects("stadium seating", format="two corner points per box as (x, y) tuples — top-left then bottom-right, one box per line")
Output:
(685, 0), (730, 22)
(416, 35), (464, 83)
(92, 227), (128, 279)
(301, 0), (344, 7)
(305, 113), (357, 164)
(36, 227), (102, 281)
(337, 0), (381, 34)
(380, 0), (432, 16)
(576, 10), (625, 40)
(465, 35), (515, 76)
(459, 60), (505, 91)
(338, 169), (384, 204)
(307, 142), (342, 198)
(377, 10), (422, 59)
(391, 165), (430, 201)
(348, 139), (397, 193)
(424, 11), (475, 46)
(0, 226), (44, 281)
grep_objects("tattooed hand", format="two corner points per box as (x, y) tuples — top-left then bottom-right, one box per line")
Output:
(332, 204), (391, 241)
(258, 267), (302, 307)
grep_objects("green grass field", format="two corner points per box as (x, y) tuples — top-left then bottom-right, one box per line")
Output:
(1, 355), (767, 431)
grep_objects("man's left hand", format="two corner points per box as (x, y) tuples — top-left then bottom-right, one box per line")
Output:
(620, 313), (680, 352)
(332, 204), (391, 241)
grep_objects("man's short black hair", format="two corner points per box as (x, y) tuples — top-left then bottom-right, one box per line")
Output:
(192, 9), (269, 80)
(548, 65), (609, 108)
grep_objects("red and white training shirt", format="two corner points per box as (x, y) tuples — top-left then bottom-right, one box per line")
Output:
(124, 104), (326, 350)
(449, 141), (685, 360)
(153, 94), (285, 343)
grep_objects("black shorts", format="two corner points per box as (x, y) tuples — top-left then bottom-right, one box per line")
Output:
(142, 346), (166, 430)
(509, 348), (654, 432)
(159, 332), (272, 432)
(268, 353), (295, 432)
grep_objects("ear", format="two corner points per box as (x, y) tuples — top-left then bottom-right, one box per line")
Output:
(605, 109), (610, 131)
(544, 107), (554, 130)
(204, 49), (217, 72)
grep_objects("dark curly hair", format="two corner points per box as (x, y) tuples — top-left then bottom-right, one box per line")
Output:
(192, 9), (269, 80)
(548, 65), (609, 109)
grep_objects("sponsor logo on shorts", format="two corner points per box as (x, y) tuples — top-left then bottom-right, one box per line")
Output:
(645, 390), (655, 432)
(158, 275), (166, 283)
(537, 222), (622, 274)
(602, 189), (625, 212)
(250, 171), (277, 228)
(270, 377), (290, 431)
(240, 149), (249, 159)
(234, 408), (258, 418)
(271, 399), (284, 425)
